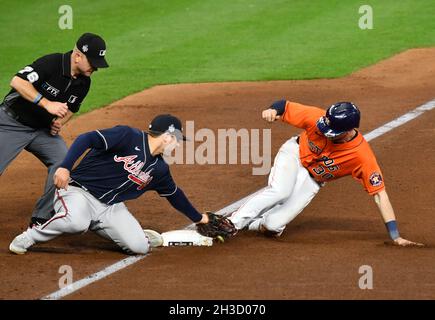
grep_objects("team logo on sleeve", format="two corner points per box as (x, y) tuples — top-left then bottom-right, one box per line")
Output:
(369, 172), (383, 187)
(68, 95), (78, 104)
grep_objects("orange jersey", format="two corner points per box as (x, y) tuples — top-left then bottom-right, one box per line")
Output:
(280, 101), (385, 195)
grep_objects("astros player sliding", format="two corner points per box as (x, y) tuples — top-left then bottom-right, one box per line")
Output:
(9, 114), (210, 254)
(230, 100), (423, 247)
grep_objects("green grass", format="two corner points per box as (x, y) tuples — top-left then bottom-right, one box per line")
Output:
(0, 0), (434, 113)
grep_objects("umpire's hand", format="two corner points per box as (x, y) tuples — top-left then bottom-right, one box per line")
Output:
(43, 101), (68, 118)
(54, 168), (70, 190)
(50, 118), (63, 136)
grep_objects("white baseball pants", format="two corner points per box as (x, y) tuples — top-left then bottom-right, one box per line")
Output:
(230, 137), (321, 235)
(26, 186), (150, 254)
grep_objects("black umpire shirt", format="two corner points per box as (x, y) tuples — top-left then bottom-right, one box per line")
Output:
(1, 51), (90, 129)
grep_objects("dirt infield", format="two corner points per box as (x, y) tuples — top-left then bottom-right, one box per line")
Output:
(1, 48), (434, 300)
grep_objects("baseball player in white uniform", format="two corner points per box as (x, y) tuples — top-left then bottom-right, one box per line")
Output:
(230, 100), (423, 247)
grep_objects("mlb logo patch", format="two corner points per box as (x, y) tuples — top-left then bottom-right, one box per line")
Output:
(68, 95), (78, 104)
(369, 172), (383, 187)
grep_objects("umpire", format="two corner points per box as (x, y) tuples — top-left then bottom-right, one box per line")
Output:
(0, 32), (109, 227)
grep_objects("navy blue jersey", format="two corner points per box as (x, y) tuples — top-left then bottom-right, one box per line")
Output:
(70, 126), (177, 204)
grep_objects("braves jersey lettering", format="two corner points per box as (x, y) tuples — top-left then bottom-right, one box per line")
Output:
(114, 155), (145, 174)
(71, 126), (176, 204)
(281, 101), (385, 195)
(129, 169), (154, 190)
(113, 154), (155, 190)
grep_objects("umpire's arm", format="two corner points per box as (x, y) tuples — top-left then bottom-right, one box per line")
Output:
(10, 76), (68, 118)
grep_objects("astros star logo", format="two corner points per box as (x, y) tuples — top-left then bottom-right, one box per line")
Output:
(369, 172), (383, 187)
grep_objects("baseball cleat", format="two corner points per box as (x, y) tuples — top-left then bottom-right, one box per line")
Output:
(143, 229), (164, 248)
(9, 232), (35, 255)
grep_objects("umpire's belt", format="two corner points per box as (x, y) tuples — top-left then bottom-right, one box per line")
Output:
(0, 104), (19, 121)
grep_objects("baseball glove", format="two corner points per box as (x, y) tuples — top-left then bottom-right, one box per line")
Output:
(196, 211), (237, 240)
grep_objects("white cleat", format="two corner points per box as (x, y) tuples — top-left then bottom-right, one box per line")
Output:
(143, 229), (163, 248)
(9, 231), (35, 255)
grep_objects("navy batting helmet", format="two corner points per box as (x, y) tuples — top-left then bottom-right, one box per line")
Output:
(316, 102), (360, 138)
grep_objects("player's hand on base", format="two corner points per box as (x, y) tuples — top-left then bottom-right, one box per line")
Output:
(50, 118), (63, 136)
(44, 101), (68, 118)
(393, 237), (425, 247)
(262, 109), (280, 122)
(54, 167), (70, 190)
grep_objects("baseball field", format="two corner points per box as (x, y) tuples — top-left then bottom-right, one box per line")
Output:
(1, 0), (435, 301)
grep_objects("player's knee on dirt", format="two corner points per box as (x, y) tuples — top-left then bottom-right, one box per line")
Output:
(121, 237), (150, 255)
(260, 220), (285, 237)
(114, 225), (152, 254)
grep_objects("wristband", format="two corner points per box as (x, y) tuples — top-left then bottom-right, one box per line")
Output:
(33, 93), (43, 104)
(269, 100), (287, 116)
(385, 220), (400, 240)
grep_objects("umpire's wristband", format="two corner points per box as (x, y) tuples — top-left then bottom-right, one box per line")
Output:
(385, 220), (400, 240)
(33, 93), (43, 105)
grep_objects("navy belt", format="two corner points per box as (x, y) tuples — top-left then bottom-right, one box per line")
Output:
(69, 180), (86, 190)
(69, 181), (80, 188)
